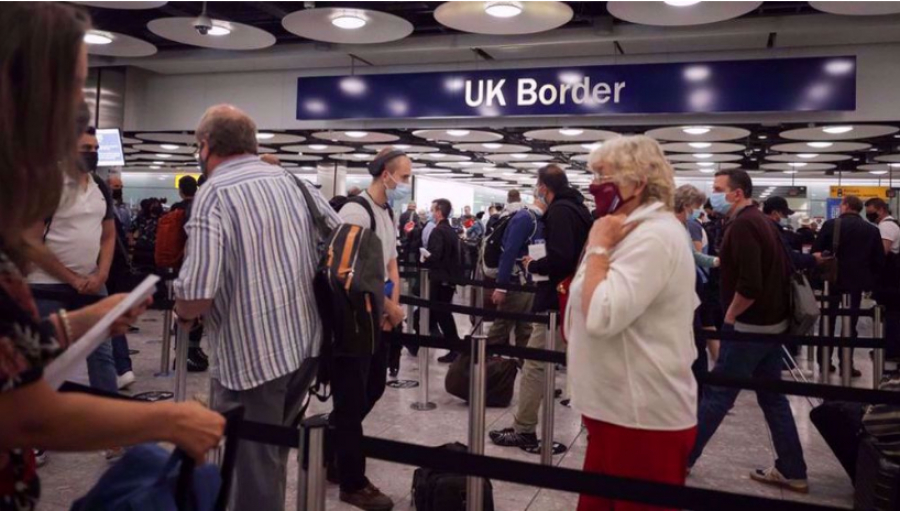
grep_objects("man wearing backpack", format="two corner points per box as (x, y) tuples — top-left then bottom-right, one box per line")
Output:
(334, 147), (410, 511)
(423, 199), (464, 364)
(486, 193), (543, 348)
(865, 198), (900, 363)
(490, 166), (592, 450)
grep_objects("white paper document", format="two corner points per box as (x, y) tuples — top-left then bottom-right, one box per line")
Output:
(528, 244), (549, 282)
(45, 275), (160, 390)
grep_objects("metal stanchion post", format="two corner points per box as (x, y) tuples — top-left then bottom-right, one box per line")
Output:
(841, 294), (852, 387)
(155, 280), (174, 377)
(174, 323), (190, 402)
(820, 282), (832, 383)
(540, 312), (558, 466)
(875, 306), (885, 388)
(467, 335), (487, 511)
(297, 415), (328, 511)
(475, 284), (485, 336)
(413, 269), (436, 411)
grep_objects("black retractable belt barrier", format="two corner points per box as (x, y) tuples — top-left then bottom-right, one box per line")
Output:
(700, 372), (900, 405)
(487, 343), (566, 365)
(449, 276), (537, 294)
(386, 331), (470, 353)
(695, 328), (887, 349)
(399, 295), (550, 324)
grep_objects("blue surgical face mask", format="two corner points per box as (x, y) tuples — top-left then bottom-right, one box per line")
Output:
(385, 172), (411, 202)
(709, 192), (732, 215)
(780, 217), (790, 227)
(690, 209), (703, 221)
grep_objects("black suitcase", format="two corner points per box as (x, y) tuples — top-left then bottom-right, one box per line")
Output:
(855, 436), (900, 510)
(810, 401), (865, 482)
(412, 443), (494, 511)
(445, 354), (517, 408)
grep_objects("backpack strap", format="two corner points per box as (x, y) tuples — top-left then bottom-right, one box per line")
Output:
(347, 194), (379, 232)
(289, 173), (331, 241)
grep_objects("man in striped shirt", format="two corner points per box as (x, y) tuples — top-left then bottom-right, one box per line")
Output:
(174, 105), (339, 511)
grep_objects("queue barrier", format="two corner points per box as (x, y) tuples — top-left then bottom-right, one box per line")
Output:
(400, 295), (550, 325)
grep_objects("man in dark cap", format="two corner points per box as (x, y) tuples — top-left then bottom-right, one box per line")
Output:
(764, 196), (819, 271)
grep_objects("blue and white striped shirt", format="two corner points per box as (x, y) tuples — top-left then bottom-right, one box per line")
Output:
(174, 156), (340, 391)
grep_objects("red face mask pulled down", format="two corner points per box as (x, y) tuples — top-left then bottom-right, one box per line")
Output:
(589, 182), (636, 218)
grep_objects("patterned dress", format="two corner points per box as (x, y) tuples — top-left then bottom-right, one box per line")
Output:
(0, 249), (71, 511)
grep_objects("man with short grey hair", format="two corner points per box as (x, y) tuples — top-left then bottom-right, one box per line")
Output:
(175, 104), (340, 511)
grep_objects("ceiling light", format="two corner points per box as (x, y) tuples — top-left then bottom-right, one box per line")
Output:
(207, 25), (231, 36)
(693, 153), (713, 159)
(788, 162), (807, 167)
(783, 170), (799, 174)
(152, 161), (165, 165)
(446, 130), (470, 137)
(301, 166), (315, 171)
(682, 126), (711, 135)
(309, 144), (328, 150)
(353, 153), (367, 159)
(297, 152), (304, 155)
(394, 144), (411, 150)
(891, 164), (900, 168)
(155, 153), (171, 158)
(807, 142), (834, 148)
(758, 135), (768, 140)
(485, 1), (523, 18)
(345, 131), (368, 138)
(512, 153), (528, 159)
(459, 162), (473, 166)
(431, 153), (446, 158)
(559, 128), (584, 137)
(665, 0), (702, 6)
(697, 162), (715, 167)
(797, 153), (819, 159)
(871, 170), (889, 175)
(332, 14), (367, 30)
(688, 142), (712, 149)
(698, 168), (716, 174)
(84, 31), (113, 45)
(160, 144), (179, 150)
(822, 126), (854, 134)
(149, 165), (161, 170)
(256, 133), (275, 140)
(581, 143), (602, 151)
(482, 143), (503, 149)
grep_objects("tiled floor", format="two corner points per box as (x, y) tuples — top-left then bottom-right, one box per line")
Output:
(35, 302), (871, 511)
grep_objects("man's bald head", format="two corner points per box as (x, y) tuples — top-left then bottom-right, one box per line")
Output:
(196, 104), (258, 159)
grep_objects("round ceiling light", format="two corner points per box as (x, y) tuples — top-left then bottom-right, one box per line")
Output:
(345, 131), (368, 138)
(332, 14), (367, 30)
(483, 143), (503, 149)
(84, 31), (113, 45)
(581, 143), (602, 151)
(665, 0), (702, 6)
(160, 144), (179, 150)
(693, 153), (713, 159)
(789, 162), (808, 168)
(688, 142), (712, 149)
(446, 130), (471, 137)
(871, 170), (889, 175)
(683, 126), (711, 135)
(797, 153), (819, 159)
(256, 133), (275, 140)
(697, 162), (715, 167)
(783, 170), (799, 174)
(822, 126), (854, 134)
(155, 153), (172, 158)
(309, 144), (328, 150)
(559, 128), (584, 137)
(808, 142), (834, 148)
(512, 153), (528, 159)
(207, 25), (231, 36)
(485, 1), (523, 18)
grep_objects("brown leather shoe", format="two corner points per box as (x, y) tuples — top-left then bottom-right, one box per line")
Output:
(339, 482), (394, 511)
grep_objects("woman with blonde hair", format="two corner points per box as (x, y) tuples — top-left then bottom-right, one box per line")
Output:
(565, 135), (698, 511)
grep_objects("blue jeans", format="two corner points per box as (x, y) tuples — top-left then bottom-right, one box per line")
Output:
(111, 335), (133, 375)
(31, 283), (119, 393)
(688, 324), (808, 479)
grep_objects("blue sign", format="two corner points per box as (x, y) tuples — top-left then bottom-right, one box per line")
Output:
(826, 198), (843, 220)
(296, 57), (856, 120)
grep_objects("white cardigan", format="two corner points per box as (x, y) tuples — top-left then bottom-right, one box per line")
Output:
(566, 202), (699, 431)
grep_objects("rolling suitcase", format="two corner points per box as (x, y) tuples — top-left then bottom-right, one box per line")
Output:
(855, 436), (900, 510)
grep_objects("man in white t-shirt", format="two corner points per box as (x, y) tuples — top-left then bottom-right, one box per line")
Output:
(25, 127), (118, 393)
(866, 198), (900, 364)
(866, 198), (900, 255)
(332, 147), (409, 511)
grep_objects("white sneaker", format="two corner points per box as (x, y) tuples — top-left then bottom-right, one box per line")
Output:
(750, 466), (809, 494)
(117, 371), (135, 390)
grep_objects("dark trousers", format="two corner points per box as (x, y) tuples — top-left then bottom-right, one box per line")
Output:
(819, 289), (862, 368)
(329, 341), (389, 492)
(430, 282), (461, 347)
(691, 312), (708, 403)
(111, 335), (132, 375)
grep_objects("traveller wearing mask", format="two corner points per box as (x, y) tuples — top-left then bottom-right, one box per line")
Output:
(490, 165), (592, 450)
(105, 175), (137, 390)
(334, 146), (409, 511)
(565, 135), (698, 511)
(107, 176), (132, 236)
(813, 195), (884, 377)
(865, 198), (900, 363)
(764, 196), (818, 270)
(175, 104), (340, 511)
(0, 5), (223, 509)
(689, 170), (808, 493)
(488, 194), (543, 348)
(423, 199), (464, 363)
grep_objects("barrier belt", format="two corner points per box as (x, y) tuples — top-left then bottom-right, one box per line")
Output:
(487, 343), (566, 365)
(816, 306), (877, 318)
(359, 436), (843, 511)
(448, 276), (538, 293)
(399, 295), (550, 325)
(700, 372), (900, 405)
(235, 419), (299, 449)
(386, 331), (470, 353)
(385, 331), (567, 364)
(695, 329), (887, 349)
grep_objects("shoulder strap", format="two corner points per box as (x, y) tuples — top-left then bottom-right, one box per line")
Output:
(526, 209), (539, 244)
(348, 195), (377, 232)
(91, 173), (112, 210)
(289, 173), (331, 240)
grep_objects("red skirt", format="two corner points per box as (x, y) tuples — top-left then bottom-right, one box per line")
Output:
(578, 416), (697, 511)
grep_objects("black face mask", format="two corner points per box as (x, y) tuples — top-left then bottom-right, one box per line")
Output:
(80, 151), (98, 173)
(867, 212), (880, 223)
(112, 189), (123, 202)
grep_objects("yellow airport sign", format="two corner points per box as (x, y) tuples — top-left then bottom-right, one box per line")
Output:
(175, 173), (201, 190)
(830, 186), (891, 199)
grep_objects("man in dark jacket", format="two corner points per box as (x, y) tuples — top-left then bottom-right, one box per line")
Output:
(813, 195), (885, 377)
(424, 198), (463, 363)
(763, 196), (819, 271)
(490, 165), (592, 449)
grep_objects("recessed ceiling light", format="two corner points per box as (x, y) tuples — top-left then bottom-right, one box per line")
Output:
(871, 170), (889, 175)
(485, 1), (523, 18)
(697, 162), (715, 167)
(698, 168), (716, 174)
(891, 164), (900, 168)
(256, 133), (275, 140)
(693, 153), (713, 159)
(797, 153), (818, 159)
(682, 126), (711, 135)
(482, 143), (503, 149)
(84, 31), (113, 45)
(431, 153), (446, 158)
(309, 144), (328, 150)
(807, 142), (834, 148)
(297, 152), (304, 155)
(688, 142), (712, 149)
(559, 128), (584, 137)
(150, 165), (161, 170)
(758, 135), (768, 140)
(152, 161), (165, 165)
(665, 0), (702, 6)
(512, 153), (528, 159)
(155, 153), (172, 158)
(301, 166), (315, 171)
(822, 126), (854, 134)
(160, 144), (179, 150)
(207, 25), (231, 36)
(581, 143), (602, 151)
(332, 14), (367, 30)
(788, 162), (807, 167)
(345, 131), (368, 138)
(353, 153), (367, 159)
(459, 162), (473, 166)
(394, 144), (411, 150)
(783, 170), (799, 174)
(446, 130), (470, 137)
